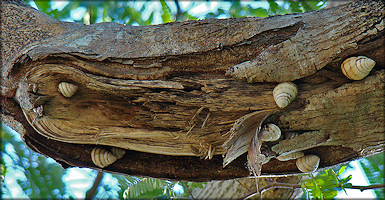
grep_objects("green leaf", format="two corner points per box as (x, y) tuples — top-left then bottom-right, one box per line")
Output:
(144, 12), (155, 25)
(301, 181), (309, 199)
(124, 178), (169, 199)
(160, 0), (173, 23)
(341, 174), (352, 184)
(337, 165), (348, 176)
(343, 183), (353, 188)
(326, 169), (339, 185)
(252, 8), (269, 17)
(288, 0), (302, 13)
(323, 190), (338, 199)
(34, 0), (52, 13)
(2, 123), (67, 198)
(357, 153), (384, 199)
(188, 182), (205, 189)
(268, 0), (279, 14)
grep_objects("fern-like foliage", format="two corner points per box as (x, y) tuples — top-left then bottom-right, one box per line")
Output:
(357, 152), (384, 199)
(123, 178), (169, 199)
(111, 174), (205, 199)
(1, 124), (70, 199)
(300, 166), (351, 199)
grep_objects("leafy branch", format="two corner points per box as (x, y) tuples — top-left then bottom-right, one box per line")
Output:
(242, 166), (385, 200)
(242, 182), (385, 199)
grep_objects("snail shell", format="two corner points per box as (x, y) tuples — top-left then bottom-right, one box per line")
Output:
(296, 154), (320, 173)
(260, 123), (281, 142)
(91, 147), (117, 168)
(58, 82), (78, 98)
(261, 154), (271, 164)
(111, 147), (126, 159)
(273, 82), (298, 108)
(341, 56), (376, 80)
(277, 151), (304, 161)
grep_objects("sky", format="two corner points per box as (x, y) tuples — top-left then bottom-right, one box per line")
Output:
(2, 1), (378, 199)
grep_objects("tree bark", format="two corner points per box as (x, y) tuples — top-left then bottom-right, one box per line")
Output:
(1, 0), (384, 182)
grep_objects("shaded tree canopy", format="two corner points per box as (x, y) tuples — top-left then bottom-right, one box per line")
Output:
(1, 0), (384, 181)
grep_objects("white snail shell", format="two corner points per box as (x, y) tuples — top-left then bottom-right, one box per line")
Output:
(58, 82), (78, 98)
(260, 123), (281, 142)
(296, 154), (320, 173)
(273, 82), (298, 108)
(111, 147), (126, 159)
(277, 151), (304, 161)
(341, 56), (376, 80)
(91, 147), (118, 168)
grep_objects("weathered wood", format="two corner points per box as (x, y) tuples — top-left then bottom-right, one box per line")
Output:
(1, 0), (384, 182)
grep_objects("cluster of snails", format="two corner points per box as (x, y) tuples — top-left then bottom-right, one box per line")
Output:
(58, 82), (78, 98)
(258, 123), (320, 173)
(269, 82), (320, 173)
(341, 56), (376, 80)
(91, 147), (126, 168)
(276, 151), (320, 173)
(261, 56), (377, 173)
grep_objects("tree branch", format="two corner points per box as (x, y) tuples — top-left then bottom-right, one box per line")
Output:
(181, 182), (195, 200)
(173, 0), (183, 21)
(85, 171), (104, 200)
(242, 182), (385, 199)
(349, 184), (385, 192)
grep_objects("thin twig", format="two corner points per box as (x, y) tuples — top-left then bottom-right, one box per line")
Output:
(241, 182), (385, 200)
(173, 0), (183, 21)
(235, 179), (253, 193)
(181, 182), (195, 200)
(242, 182), (299, 199)
(349, 184), (385, 192)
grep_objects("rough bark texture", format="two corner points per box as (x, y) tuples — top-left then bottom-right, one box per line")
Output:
(1, 0), (384, 184)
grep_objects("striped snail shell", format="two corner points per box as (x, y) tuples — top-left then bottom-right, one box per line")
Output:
(111, 147), (126, 159)
(277, 151), (304, 161)
(296, 154), (320, 173)
(91, 147), (118, 168)
(273, 82), (298, 108)
(341, 56), (376, 80)
(58, 82), (78, 98)
(260, 123), (281, 142)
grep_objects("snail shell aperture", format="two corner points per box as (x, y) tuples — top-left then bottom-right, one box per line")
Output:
(273, 82), (298, 108)
(296, 154), (320, 173)
(58, 82), (78, 98)
(111, 147), (126, 159)
(341, 56), (376, 80)
(91, 147), (118, 168)
(260, 154), (271, 164)
(260, 123), (281, 142)
(277, 151), (304, 161)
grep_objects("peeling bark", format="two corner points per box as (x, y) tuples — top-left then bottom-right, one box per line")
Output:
(1, 0), (384, 182)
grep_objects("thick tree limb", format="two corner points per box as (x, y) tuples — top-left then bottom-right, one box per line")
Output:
(1, 0), (384, 181)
